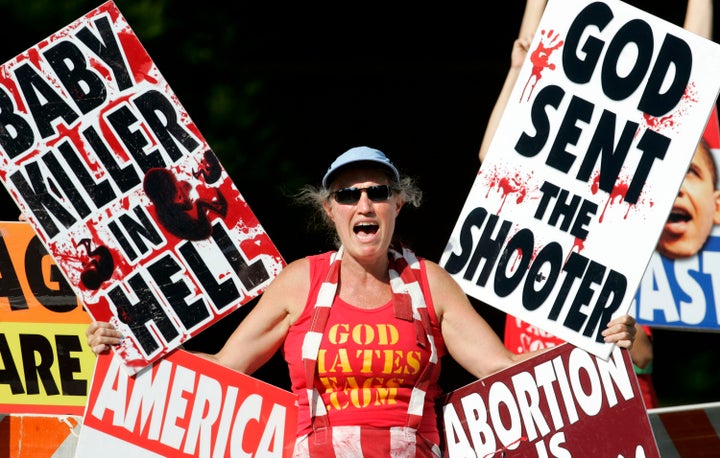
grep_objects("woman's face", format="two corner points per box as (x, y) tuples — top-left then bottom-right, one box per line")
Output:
(323, 167), (403, 260)
(657, 143), (720, 259)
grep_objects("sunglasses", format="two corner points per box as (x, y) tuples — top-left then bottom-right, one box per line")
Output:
(332, 185), (394, 204)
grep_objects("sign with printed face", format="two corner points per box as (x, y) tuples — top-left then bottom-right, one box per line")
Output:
(439, 344), (660, 457)
(440, 0), (720, 359)
(633, 242), (720, 331)
(0, 1), (285, 374)
(75, 349), (298, 458)
(633, 107), (720, 331)
(0, 221), (94, 415)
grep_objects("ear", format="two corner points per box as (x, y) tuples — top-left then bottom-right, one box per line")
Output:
(323, 200), (335, 222)
(713, 190), (720, 225)
(395, 198), (405, 216)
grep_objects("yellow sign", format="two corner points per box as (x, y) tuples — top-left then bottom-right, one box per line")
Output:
(0, 222), (94, 415)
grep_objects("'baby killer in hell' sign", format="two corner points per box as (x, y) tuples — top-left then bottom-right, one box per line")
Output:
(441, 0), (720, 360)
(0, 1), (285, 374)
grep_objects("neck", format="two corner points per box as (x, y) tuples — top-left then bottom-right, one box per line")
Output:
(337, 249), (391, 308)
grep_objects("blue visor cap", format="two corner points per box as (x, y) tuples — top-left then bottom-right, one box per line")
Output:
(322, 146), (400, 189)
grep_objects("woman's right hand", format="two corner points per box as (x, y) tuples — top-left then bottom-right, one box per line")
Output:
(86, 321), (123, 354)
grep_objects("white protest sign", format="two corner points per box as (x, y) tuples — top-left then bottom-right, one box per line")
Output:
(441, 0), (720, 359)
(0, 1), (285, 374)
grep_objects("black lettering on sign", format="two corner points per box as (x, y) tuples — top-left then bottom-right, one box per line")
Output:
(0, 87), (34, 159)
(25, 234), (78, 313)
(106, 104), (167, 172)
(1, 14), (132, 155)
(0, 334), (24, 394)
(211, 221), (272, 291)
(108, 272), (180, 356)
(56, 334), (87, 395)
(43, 40), (107, 115)
(0, 231), (25, 310)
(514, 84), (564, 159)
(20, 333), (59, 395)
(121, 206), (164, 256)
(0, 334), (87, 396)
(13, 62), (80, 139)
(178, 239), (240, 313)
(74, 15), (134, 92)
(577, 111), (637, 188)
(132, 90), (201, 164)
(10, 161), (77, 238)
(57, 139), (117, 209)
(444, 207), (628, 343)
(443, 207), (513, 287)
(638, 35), (692, 116)
(81, 124), (142, 194)
(548, 251), (626, 342)
(565, 2), (691, 117)
(534, 181), (598, 239)
(146, 253), (210, 330)
(517, 85), (670, 205)
(41, 148), (93, 219)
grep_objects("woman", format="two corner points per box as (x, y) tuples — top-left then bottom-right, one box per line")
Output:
(87, 146), (637, 456)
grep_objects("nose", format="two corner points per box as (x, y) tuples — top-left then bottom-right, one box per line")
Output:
(677, 181), (687, 197)
(356, 190), (374, 211)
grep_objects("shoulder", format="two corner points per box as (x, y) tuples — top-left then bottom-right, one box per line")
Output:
(262, 251), (335, 313)
(256, 256), (311, 321)
(270, 256), (311, 286)
(422, 259), (466, 299)
(422, 258), (457, 283)
(422, 259), (472, 316)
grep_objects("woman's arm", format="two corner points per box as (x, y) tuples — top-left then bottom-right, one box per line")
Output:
(426, 259), (637, 379)
(683, 0), (713, 39)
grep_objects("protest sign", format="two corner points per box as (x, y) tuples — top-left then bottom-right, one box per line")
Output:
(0, 414), (82, 456)
(440, 0), (720, 359)
(0, 1), (285, 374)
(0, 221), (94, 415)
(633, 107), (720, 331)
(75, 349), (298, 458)
(634, 245), (720, 331)
(440, 343), (659, 457)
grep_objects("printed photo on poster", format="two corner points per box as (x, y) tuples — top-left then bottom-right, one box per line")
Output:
(634, 107), (720, 331)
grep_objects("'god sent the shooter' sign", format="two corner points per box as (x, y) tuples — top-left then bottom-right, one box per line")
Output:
(442, 0), (720, 359)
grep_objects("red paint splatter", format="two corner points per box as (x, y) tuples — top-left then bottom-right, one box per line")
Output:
(88, 56), (112, 82)
(588, 169), (654, 224)
(481, 164), (536, 214)
(521, 29), (564, 103)
(642, 82), (699, 134)
(572, 236), (584, 254)
(118, 30), (157, 85)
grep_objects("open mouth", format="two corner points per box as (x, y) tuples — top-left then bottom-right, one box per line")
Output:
(354, 222), (379, 235)
(666, 209), (691, 223)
